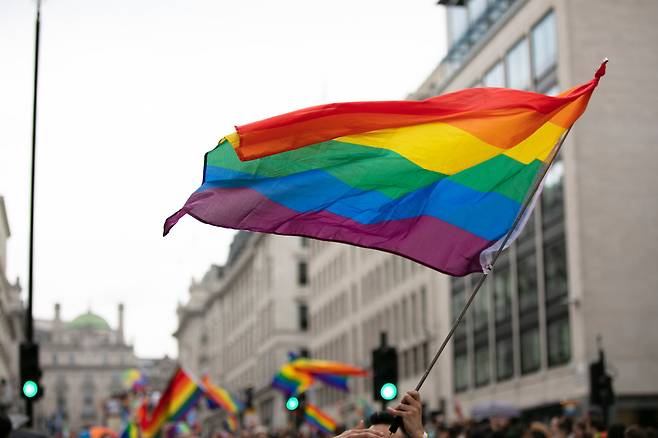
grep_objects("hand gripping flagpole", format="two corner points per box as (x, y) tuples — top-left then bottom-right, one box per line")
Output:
(388, 125), (574, 435)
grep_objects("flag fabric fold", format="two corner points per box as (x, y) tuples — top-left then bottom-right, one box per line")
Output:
(164, 62), (606, 276)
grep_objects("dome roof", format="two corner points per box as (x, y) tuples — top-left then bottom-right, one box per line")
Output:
(68, 311), (111, 331)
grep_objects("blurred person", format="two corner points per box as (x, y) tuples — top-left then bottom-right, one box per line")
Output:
(558, 417), (574, 438)
(607, 424), (626, 438)
(625, 426), (647, 438)
(574, 421), (591, 438)
(335, 388), (426, 438)
(0, 412), (11, 438)
(526, 421), (551, 438)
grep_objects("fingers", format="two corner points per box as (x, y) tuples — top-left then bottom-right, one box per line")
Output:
(401, 391), (421, 408)
(339, 430), (385, 438)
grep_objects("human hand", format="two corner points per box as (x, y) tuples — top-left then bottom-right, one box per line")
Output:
(334, 420), (386, 438)
(387, 391), (424, 438)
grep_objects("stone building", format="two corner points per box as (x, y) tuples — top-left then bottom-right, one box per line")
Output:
(0, 196), (24, 415)
(34, 304), (138, 435)
(175, 231), (309, 430)
(408, 0), (658, 425)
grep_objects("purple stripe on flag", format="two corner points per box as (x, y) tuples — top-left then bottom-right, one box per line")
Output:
(164, 187), (493, 276)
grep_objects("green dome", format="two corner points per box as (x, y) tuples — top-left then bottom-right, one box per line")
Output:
(68, 311), (111, 331)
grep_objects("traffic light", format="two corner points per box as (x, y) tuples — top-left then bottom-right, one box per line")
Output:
(285, 396), (300, 411)
(285, 392), (306, 429)
(589, 356), (614, 407)
(372, 333), (398, 403)
(20, 342), (43, 400)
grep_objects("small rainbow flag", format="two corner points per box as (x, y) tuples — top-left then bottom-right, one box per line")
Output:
(304, 403), (337, 435)
(120, 422), (139, 438)
(202, 376), (245, 414)
(142, 367), (205, 438)
(164, 62), (606, 277)
(226, 414), (239, 432)
(272, 362), (314, 396)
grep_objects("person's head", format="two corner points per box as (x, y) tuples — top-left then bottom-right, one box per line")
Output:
(0, 412), (12, 438)
(574, 421), (590, 438)
(559, 417), (574, 438)
(607, 423), (626, 438)
(369, 411), (407, 438)
(625, 425), (647, 438)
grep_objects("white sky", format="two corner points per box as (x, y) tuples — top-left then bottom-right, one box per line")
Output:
(0, 0), (446, 358)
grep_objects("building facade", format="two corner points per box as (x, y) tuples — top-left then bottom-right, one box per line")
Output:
(307, 241), (450, 424)
(175, 231), (309, 430)
(34, 304), (138, 435)
(411, 0), (658, 425)
(0, 196), (24, 415)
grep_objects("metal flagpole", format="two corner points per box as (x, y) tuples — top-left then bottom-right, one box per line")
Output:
(26, 0), (42, 426)
(389, 127), (572, 434)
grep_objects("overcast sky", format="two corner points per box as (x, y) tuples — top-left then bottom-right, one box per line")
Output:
(0, 0), (446, 358)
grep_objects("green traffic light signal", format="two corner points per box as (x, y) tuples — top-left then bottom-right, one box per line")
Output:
(285, 396), (299, 411)
(23, 380), (39, 398)
(380, 382), (397, 401)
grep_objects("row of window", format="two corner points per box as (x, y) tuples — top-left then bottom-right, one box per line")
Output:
(361, 254), (425, 305)
(478, 11), (556, 89)
(310, 250), (348, 296)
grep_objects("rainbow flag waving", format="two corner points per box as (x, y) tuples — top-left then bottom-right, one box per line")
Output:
(164, 62), (606, 276)
(304, 403), (337, 435)
(120, 422), (139, 438)
(272, 362), (314, 396)
(202, 376), (245, 415)
(142, 367), (205, 438)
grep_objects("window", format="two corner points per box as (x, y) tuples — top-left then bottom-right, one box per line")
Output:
(468, 0), (488, 24)
(473, 285), (489, 331)
(300, 237), (309, 248)
(542, 156), (565, 227)
(547, 316), (571, 366)
(521, 328), (541, 374)
(495, 337), (514, 381)
(506, 38), (531, 90)
(298, 261), (308, 286)
(483, 61), (505, 87)
(544, 237), (568, 301)
(531, 11), (557, 80)
(448, 6), (469, 43)
(494, 264), (512, 323)
(298, 303), (308, 331)
(474, 344), (490, 387)
(517, 251), (538, 312)
(454, 350), (469, 392)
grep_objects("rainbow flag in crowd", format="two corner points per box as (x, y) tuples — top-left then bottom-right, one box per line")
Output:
(272, 362), (314, 396)
(202, 375), (245, 414)
(164, 62), (606, 276)
(142, 367), (205, 438)
(120, 422), (139, 438)
(226, 414), (239, 432)
(304, 403), (337, 435)
(291, 356), (367, 392)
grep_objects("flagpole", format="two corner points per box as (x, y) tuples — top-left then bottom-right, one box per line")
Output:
(388, 127), (572, 434)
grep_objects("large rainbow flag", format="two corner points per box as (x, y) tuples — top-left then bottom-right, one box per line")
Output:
(142, 367), (205, 438)
(164, 62), (606, 276)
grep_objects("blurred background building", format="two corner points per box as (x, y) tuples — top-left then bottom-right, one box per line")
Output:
(33, 304), (138, 435)
(411, 0), (658, 426)
(175, 231), (309, 430)
(0, 196), (24, 416)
